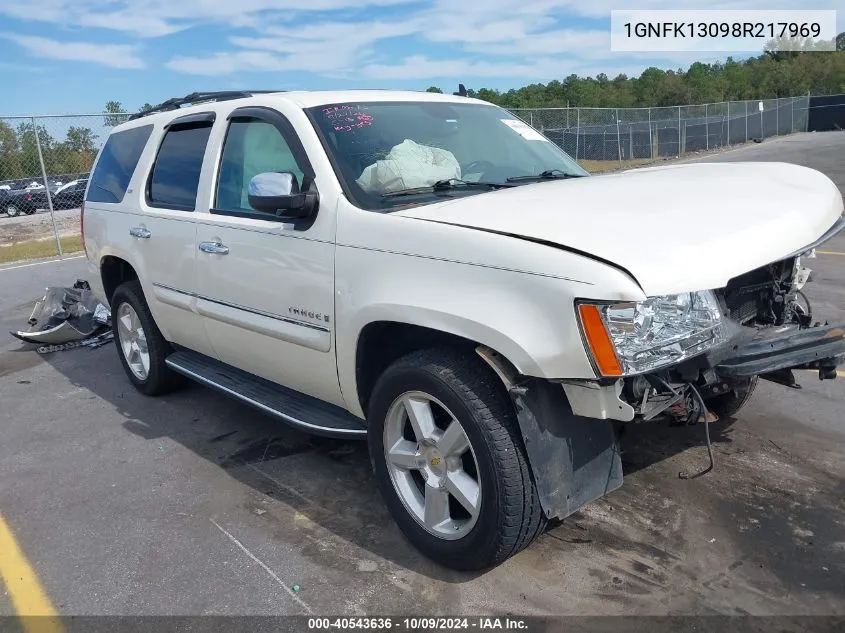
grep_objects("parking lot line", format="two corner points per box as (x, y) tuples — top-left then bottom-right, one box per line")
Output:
(0, 515), (64, 632)
(0, 255), (85, 273)
(209, 518), (313, 614)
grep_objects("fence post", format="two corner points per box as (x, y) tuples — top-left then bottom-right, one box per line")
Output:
(791, 97), (795, 133)
(575, 108), (580, 160)
(33, 116), (63, 259)
(648, 107), (654, 159)
(727, 101), (730, 145)
(616, 109), (622, 164)
(745, 101), (748, 143)
(677, 106), (682, 155)
(776, 98), (779, 135)
(529, 111), (534, 128)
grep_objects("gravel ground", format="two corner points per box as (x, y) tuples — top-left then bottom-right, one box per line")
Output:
(0, 207), (80, 245)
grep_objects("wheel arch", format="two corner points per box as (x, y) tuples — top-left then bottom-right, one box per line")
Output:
(100, 254), (139, 304)
(353, 320), (518, 419)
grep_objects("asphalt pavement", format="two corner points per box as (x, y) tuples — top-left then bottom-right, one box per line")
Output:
(1, 132), (844, 619)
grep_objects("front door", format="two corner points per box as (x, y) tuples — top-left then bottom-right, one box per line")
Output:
(194, 106), (343, 407)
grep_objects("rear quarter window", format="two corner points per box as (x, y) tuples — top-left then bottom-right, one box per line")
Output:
(86, 124), (153, 204)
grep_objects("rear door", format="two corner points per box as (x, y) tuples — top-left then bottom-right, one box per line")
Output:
(86, 117), (215, 357)
(135, 114), (218, 357)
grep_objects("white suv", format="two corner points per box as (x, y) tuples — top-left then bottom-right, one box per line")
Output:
(82, 89), (845, 570)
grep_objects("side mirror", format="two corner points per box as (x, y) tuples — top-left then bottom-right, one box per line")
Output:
(247, 171), (318, 220)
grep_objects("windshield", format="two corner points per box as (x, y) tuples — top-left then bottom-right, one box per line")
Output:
(305, 100), (589, 212)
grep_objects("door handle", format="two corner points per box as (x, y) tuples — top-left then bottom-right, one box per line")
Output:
(199, 241), (229, 255)
(129, 226), (151, 239)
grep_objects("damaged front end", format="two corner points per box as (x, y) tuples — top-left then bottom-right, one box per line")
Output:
(619, 250), (844, 427)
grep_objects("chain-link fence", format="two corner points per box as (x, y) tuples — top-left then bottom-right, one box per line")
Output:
(510, 95), (811, 164)
(1, 111), (133, 263)
(0, 95), (822, 265)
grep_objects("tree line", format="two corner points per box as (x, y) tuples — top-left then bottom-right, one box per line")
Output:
(426, 35), (845, 109)
(0, 101), (134, 183)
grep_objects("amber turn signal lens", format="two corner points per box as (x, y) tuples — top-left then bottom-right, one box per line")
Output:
(577, 304), (623, 377)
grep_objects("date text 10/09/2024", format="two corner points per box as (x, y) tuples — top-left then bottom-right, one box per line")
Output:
(308, 618), (529, 630)
(622, 22), (822, 39)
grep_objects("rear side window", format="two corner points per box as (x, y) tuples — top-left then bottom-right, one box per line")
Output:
(86, 124), (153, 204)
(147, 123), (213, 210)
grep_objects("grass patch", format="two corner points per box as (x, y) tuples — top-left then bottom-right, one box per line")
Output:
(0, 235), (83, 265)
(579, 158), (656, 173)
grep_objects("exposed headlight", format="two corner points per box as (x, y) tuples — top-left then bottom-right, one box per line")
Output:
(577, 290), (727, 377)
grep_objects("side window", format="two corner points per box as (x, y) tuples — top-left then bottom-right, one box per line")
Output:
(86, 124), (153, 204)
(214, 118), (305, 213)
(147, 122), (213, 210)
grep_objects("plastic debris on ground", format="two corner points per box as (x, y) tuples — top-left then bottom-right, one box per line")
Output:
(11, 279), (113, 354)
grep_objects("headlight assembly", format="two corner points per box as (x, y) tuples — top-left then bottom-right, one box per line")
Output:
(577, 290), (727, 377)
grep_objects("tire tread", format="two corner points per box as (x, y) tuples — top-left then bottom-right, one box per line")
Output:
(372, 346), (546, 569)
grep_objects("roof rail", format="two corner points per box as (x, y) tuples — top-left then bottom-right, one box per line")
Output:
(128, 90), (282, 121)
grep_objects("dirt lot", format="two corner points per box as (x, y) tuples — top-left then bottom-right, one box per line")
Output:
(0, 206), (80, 245)
(1, 132), (844, 626)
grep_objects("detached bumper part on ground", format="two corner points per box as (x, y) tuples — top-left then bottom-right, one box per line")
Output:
(11, 279), (113, 352)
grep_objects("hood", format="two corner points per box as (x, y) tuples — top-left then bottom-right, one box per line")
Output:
(394, 161), (845, 296)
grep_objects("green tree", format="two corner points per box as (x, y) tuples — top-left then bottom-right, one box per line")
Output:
(425, 87), (442, 93)
(15, 122), (55, 179)
(65, 126), (97, 152)
(0, 121), (23, 181)
(104, 100), (128, 127)
(458, 45), (844, 108)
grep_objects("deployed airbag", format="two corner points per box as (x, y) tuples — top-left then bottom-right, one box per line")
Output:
(356, 139), (461, 194)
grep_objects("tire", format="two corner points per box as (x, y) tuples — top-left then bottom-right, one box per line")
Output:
(6, 204), (19, 217)
(706, 375), (759, 418)
(110, 279), (185, 396)
(367, 347), (546, 571)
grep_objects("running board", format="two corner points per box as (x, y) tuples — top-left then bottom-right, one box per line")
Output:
(165, 350), (367, 439)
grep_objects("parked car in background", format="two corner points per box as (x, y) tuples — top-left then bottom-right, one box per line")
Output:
(30, 178), (89, 210)
(0, 186), (39, 216)
(53, 179), (89, 209)
(0, 177), (88, 216)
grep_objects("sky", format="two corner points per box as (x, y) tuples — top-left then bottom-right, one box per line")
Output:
(0, 0), (842, 116)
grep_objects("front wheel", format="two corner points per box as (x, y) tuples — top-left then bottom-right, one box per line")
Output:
(367, 347), (546, 571)
(706, 375), (759, 418)
(6, 204), (19, 217)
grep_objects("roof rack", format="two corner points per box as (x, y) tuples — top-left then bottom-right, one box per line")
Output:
(128, 90), (282, 120)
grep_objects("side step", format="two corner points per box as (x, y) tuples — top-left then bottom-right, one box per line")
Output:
(165, 350), (367, 439)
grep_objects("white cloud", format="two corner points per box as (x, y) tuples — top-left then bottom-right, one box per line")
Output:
(0, 33), (145, 69)
(3, 0), (843, 83)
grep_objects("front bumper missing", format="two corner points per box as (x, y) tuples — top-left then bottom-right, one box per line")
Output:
(714, 323), (845, 380)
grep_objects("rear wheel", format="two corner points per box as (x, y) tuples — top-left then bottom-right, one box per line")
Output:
(367, 347), (545, 571)
(111, 280), (185, 396)
(6, 204), (19, 217)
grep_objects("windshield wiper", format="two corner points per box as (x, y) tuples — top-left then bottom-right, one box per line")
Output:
(381, 178), (513, 198)
(506, 169), (586, 182)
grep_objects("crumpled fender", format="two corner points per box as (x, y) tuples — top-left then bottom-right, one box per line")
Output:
(476, 346), (623, 520)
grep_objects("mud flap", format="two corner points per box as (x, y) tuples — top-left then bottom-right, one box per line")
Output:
(508, 377), (623, 520)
